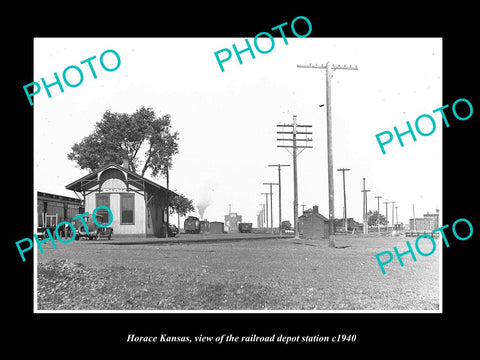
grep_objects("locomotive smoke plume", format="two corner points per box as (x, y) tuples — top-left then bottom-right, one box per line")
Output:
(197, 202), (209, 220)
(196, 187), (214, 220)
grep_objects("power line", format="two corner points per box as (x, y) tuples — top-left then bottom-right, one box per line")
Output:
(263, 182), (279, 234)
(268, 164), (290, 234)
(297, 61), (358, 247)
(391, 201), (396, 232)
(412, 204), (416, 231)
(395, 205), (399, 229)
(383, 201), (391, 230)
(276, 115), (312, 240)
(337, 168), (350, 234)
(261, 192), (269, 230)
(258, 204), (265, 229)
(360, 178), (371, 234)
(375, 195), (382, 233)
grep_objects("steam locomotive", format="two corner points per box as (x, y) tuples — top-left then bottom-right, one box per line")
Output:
(184, 216), (211, 234)
(184, 216), (252, 234)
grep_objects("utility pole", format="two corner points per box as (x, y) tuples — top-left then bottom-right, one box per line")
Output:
(268, 164), (290, 234)
(263, 182), (279, 234)
(391, 201), (395, 232)
(301, 203), (306, 213)
(261, 193), (269, 231)
(384, 201), (391, 230)
(297, 61), (358, 247)
(413, 204), (416, 231)
(277, 115), (312, 240)
(337, 168), (350, 234)
(395, 206), (399, 230)
(360, 178), (371, 234)
(258, 204), (265, 229)
(375, 195), (382, 233)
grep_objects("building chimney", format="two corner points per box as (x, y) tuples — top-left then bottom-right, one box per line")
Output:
(313, 205), (319, 214)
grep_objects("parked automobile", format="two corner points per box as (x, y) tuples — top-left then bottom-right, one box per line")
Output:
(74, 214), (113, 240)
(168, 224), (179, 237)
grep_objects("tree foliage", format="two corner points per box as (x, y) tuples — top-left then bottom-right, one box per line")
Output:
(67, 106), (179, 178)
(281, 220), (292, 230)
(367, 210), (388, 226)
(169, 193), (195, 216)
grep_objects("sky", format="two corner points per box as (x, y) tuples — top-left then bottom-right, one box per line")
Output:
(34, 37), (442, 227)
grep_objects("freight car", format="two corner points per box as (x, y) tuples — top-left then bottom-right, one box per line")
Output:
(238, 222), (252, 233)
(184, 216), (201, 234)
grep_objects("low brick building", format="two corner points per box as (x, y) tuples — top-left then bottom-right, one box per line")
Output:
(409, 209), (440, 231)
(298, 206), (329, 239)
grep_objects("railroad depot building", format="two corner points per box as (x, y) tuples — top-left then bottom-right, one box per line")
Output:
(65, 162), (177, 238)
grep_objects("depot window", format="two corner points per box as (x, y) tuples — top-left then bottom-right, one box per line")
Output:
(120, 193), (135, 224)
(95, 194), (111, 225)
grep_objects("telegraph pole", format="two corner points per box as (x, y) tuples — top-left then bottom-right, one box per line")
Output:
(263, 182), (279, 234)
(413, 204), (416, 231)
(277, 115), (312, 240)
(261, 193), (269, 231)
(384, 201), (391, 230)
(375, 195), (382, 233)
(268, 164), (290, 234)
(297, 61), (358, 247)
(391, 201), (395, 232)
(395, 206), (399, 230)
(258, 204), (265, 229)
(337, 168), (350, 233)
(360, 178), (371, 234)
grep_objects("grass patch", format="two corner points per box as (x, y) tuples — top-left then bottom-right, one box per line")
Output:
(36, 236), (440, 311)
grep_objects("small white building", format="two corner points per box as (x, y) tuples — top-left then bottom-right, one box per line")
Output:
(224, 212), (242, 233)
(65, 162), (177, 238)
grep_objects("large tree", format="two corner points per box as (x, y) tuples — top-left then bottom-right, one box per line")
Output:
(67, 106), (179, 178)
(68, 106), (194, 217)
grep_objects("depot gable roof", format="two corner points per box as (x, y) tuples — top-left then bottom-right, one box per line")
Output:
(65, 162), (177, 196)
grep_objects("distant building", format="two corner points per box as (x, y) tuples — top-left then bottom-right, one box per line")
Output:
(37, 191), (84, 227)
(409, 209), (440, 232)
(298, 206), (329, 239)
(335, 217), (364, 233)
(209, 221), (224, 234)
(224, 212), (242, 233)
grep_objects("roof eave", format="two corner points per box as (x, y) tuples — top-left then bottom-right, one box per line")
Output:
(65, 163), (178, 196)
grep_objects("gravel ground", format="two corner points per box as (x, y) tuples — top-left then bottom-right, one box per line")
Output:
(36, 235), (440, 311)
